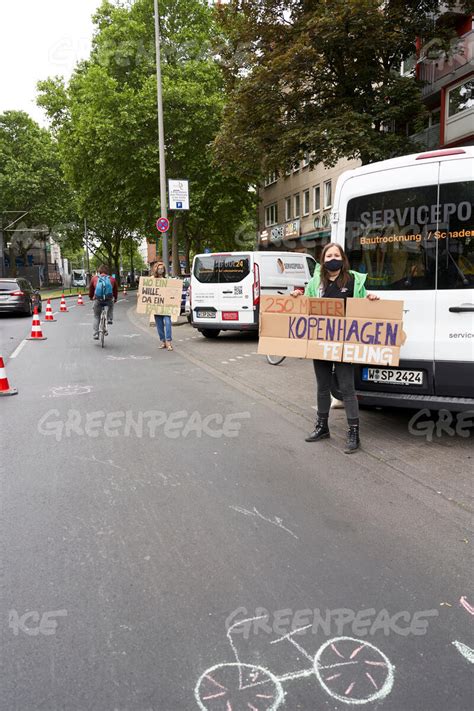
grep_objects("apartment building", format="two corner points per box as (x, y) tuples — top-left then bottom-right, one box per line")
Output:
(409, 8), (473, 149)
(258, 157), (360, 260)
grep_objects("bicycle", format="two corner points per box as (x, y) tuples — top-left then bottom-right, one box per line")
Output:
(98, 302), (109, 348)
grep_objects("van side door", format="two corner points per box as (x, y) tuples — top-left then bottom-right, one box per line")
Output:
(434, 159), (474, 398)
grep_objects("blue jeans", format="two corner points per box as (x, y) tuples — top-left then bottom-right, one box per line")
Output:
(155, 315), (172, 342)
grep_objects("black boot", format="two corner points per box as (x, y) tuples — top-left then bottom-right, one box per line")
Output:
(305, 417), (330, 443)
(344, 424), (360, 453)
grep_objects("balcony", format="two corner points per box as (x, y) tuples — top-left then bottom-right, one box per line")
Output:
(418, 30), (473, 97)
(409, 124), (440, 150)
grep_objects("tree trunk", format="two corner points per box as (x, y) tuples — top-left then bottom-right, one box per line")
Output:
(171, 215), (181, 276)
(184, 233), (191, 274)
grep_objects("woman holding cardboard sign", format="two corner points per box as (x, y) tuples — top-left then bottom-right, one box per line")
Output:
(292, 243), (379, 453)
(152, 261), (173, 350)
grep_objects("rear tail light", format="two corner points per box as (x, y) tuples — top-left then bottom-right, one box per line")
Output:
(10, 290), (24, 296)
(416, 149), (465, 159)
(253, 263), (260, 306)
(293, 286), (304, 294)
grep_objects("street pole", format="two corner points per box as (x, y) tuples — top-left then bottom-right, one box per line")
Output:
(153, 0), (169, 274)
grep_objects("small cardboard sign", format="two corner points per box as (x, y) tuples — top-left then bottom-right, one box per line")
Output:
(258, 295), (406, 365)
(345, 297), (404, 320)
(136, 277), (182, 322)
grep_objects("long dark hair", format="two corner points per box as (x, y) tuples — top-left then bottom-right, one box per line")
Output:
(320, 243), (351, 290)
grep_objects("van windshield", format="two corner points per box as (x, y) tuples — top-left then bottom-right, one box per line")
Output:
(193, 255), (250, 283)
(344, 182), (474, 290)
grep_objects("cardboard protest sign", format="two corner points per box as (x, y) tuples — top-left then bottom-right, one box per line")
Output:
(258, 296), (406, 366)
(136, 277), (182, 322)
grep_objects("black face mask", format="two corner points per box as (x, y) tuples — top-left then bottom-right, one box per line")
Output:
(324, 258), (343, 272)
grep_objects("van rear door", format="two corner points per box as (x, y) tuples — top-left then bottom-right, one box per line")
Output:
(257, 253), (313, 294)
(192, 253), (255, 325)
(434, 159), (474, 398)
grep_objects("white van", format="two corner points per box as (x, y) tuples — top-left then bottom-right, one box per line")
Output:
(190, 251), (316, 337)
(332, 146), (473, 411)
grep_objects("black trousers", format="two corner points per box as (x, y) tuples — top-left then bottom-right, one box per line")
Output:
(312, 360), (359, 423)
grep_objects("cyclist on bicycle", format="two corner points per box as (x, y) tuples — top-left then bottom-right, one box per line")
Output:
(89, 265), (118, 340)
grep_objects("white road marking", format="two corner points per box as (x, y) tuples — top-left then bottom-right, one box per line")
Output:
(9, 340), (27, 359)
(236, 356), (244, 359)
(453, 640), (474, 663)
(244, 354), (251, 357)
(221, 361), (228, 365)
(44, 385), (93, 398)
(228, 358), (236, 362)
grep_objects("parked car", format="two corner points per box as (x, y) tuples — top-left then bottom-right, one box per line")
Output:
(0, 278), (42, 315)
(178, 275), (190, 314)
(184, 283), (191, 322)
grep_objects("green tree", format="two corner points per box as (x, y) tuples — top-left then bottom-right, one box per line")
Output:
(0, 111), (72, 275)
(38, 0), (255, 278)
(213, 0), (472, 177)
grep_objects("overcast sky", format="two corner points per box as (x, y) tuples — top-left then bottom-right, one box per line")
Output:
(0, 1), (102, 126)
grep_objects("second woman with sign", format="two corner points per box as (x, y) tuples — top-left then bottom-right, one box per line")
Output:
(152, 261), (173, 350)
(292, 243), (379, 453)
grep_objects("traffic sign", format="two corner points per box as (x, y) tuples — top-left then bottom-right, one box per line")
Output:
(156, 217), (169, 233)
(168, 179), (189, 210)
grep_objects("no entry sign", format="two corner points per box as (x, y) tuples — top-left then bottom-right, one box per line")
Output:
(156, 217), (169, 233)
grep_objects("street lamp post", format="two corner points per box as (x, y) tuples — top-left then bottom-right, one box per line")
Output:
(153, 0), (169, 274)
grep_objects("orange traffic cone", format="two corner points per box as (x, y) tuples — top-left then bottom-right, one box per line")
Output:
(77, 293), (84, 305)
(44, 299), (56, 322)
(27, 306), (47, 340)
(60, 294), (68, 312)
(0, 354), (18, 396)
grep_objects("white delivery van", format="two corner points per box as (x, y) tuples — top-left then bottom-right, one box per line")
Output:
(190, 251), (316, 337)
(72, 269), (87, 287)
(332, 146), (474, 411)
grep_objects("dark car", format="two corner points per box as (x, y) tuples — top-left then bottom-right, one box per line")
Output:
(0, 278), (42, 315)
(180, 275), (190, 314)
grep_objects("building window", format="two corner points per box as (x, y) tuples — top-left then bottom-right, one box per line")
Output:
(285, 197), (292, 221)
(323, 180), (332, 209)
(264, 171), (278, 187)
(265, 203), (278, 227)
(448, 79), (474, 118)
(293, 162), (300, 173)
(294, 194), (300, 218)
(313, 185), (321, 212)
(302, 152), (310, 168)
(303, 189), (310, 216)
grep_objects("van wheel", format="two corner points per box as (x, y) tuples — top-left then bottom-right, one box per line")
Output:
(201, 329), (220, 338)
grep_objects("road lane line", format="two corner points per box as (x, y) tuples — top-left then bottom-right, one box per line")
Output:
(10, 340), (27, 359)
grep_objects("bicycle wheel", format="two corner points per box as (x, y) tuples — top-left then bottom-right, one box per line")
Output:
(313, 636), (394, 705)
(195, 662), (283, 711)
(266, 354), (286, 366)
(100, 310), (106, 348)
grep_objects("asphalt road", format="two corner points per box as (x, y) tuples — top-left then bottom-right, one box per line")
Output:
(0, 298), (472, 711)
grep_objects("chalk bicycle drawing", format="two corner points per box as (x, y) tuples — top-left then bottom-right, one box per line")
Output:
(195, 615), (395, 710)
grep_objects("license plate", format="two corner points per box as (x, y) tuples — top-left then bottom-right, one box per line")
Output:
(362, 367), (423, 385)
(196, 309), (216, 319)
(222, 311), (238, 321)
(0, 295), (9, 301)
